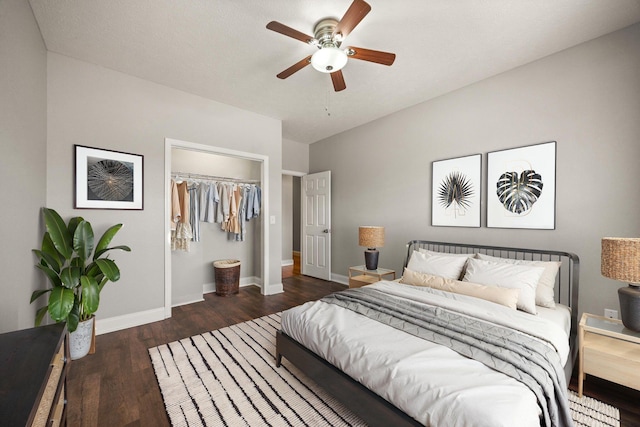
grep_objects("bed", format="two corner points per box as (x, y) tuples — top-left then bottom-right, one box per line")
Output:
(276, 240), (580, 427)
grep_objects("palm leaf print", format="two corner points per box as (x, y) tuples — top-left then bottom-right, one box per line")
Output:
(438, 172), (474, 210)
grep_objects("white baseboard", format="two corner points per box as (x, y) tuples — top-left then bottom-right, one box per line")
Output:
(264, 282), (284, 295)
(331, 273), (349, 286)
(95, 307), (165, 335)
(172, 294), (205, 308)
(281, 259), (294, 266)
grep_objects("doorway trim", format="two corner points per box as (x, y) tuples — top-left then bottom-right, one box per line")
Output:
(164, 138), (270, 318)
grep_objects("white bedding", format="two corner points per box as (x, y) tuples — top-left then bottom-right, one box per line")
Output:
(281, 280), (571, 427)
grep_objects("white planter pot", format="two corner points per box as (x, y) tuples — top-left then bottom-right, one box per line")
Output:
(69, 317), (94, 360)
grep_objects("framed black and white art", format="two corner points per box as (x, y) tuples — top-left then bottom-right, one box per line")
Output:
(432, 154), (481, 227)
(487, 141), (556, 229)
(75, 145), (144, 210)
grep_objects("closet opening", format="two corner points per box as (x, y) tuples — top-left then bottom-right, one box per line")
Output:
(164, 138), (269, 318)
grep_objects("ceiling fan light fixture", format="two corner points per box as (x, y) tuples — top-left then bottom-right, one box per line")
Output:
(311, 47), (348, 73)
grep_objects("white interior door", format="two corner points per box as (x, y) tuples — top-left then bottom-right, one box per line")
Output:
(302, 171), (331, 280)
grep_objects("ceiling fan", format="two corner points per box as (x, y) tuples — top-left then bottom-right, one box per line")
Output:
(266, 0), (396, 92)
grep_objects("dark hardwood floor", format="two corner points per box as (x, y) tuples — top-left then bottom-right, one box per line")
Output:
(67, 274), (640, 426)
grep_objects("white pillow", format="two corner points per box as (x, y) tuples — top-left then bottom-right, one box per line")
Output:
(418, 248), (475, 258)
(462, 258), (544, 314)
(400, 268), (519, 310)
(476, 253), (561, 308)
(406, 251), (469, 280)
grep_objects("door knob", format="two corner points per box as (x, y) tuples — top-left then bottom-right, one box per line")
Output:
(323, 229), (330, 233)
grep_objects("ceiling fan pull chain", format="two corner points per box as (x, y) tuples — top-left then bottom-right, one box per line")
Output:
(325, 88), (331, 117)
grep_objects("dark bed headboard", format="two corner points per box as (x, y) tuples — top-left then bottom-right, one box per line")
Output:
(403, 240), (580, 347)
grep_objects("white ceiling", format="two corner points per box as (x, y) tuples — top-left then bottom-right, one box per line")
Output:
(29, 0), (640, 144)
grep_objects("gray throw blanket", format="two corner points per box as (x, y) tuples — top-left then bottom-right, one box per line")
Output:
(322, 287), (573, 427)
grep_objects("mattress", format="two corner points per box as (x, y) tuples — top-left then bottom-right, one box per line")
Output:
(281, 280), (571, 427)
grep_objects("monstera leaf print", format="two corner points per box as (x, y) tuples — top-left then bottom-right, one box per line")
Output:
(438, 172), (474, 210)
(496, 170), (543, 214)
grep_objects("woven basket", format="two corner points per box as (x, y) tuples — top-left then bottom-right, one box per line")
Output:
(213, 259), (241, 296)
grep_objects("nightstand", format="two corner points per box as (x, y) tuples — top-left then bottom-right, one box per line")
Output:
(348, 265), (395, 288)
(578, 313), (640, 397)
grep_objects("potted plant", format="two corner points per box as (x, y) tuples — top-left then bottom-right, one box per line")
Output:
(31, 208), (130, 359)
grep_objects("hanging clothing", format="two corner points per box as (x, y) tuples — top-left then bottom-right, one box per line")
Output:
(228, 184), (243, 235)
(219, 183), (231, 231)
(199, 182), (219, 223)
(246, 184), (261, 220)
(171, 181), (193, 251)
(236, 185), (250, 242)
(170, 174), (261, 245)
(188, 184), (200, 242)
(170, 180), (180, 231)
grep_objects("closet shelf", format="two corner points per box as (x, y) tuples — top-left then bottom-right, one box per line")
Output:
(171, 171), (260, 184)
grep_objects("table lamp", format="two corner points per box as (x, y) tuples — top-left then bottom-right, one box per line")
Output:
(359, 226), (385, 270)
(601, 237), (640, 331)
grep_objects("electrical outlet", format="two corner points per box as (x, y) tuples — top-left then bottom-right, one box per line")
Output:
(604, 309), (618, 319)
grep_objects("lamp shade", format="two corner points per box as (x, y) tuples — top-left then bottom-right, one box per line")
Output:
(359, 226), (385, 248)
(601, 237), (640, 283)
(601, 237), (640, 331)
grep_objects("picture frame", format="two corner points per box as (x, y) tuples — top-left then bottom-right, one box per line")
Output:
(75, 145), (144, 210)
(432, 153), (481, 227)
(487, 141), (556, 229)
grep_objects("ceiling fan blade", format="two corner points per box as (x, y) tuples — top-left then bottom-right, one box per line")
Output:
(346, 46), (396, 66)
(267, 21), (315, 44)
(276, 55), (312, 79)
(334, 0), (371, 39)
(331, 70), (346, 92)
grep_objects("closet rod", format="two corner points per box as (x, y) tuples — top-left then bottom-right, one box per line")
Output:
(171, 171), (260, 184)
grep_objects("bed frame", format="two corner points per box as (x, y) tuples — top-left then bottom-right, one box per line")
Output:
(276, 240), (580, 427)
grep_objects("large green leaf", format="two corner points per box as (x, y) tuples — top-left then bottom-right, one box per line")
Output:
(67, 216), (84, 239)
(43, 208), (72, 260)
(95, 258), (120, 282)
(35, 305), (49, 327)
(94, 224), (123, 260)
(41, 231), (65, 270)
(80, 275), (100, 315)
(94, 245), (131, 260)
(36, 264), (62, 288)
(41, 232), (63, 267)
(60, 266), (81, 289)
(73, 220), (94, 263)
(98, 276), (109, 292)
(30, 289), (51, 304)
(48, 286), (75, 321)
(67, 301), (80, 332)
(33, 249), (61, 274)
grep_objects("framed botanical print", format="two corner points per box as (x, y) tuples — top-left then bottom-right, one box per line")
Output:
(432, 154), (481, 227)
(75, 145), (144, 210)
(487, 141), (556, 229)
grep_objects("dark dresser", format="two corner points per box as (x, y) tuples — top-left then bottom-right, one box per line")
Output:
(0, 323), (69, 426)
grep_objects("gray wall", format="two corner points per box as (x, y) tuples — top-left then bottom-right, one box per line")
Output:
(282, 139), (307, 259)
(0, 0), (47, 333)
(310, 23), (640, 319)
(46, 53), (282, 327)
(171, 149), (262, 306)
(282, 138), (309, 173)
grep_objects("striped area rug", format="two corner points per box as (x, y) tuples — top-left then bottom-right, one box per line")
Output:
(149, 313), (365, 426)
(149, 313), (620, 427)
(568, 391), (620, 427)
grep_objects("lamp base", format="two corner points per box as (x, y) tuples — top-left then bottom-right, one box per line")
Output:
(619, 284), (640, 332)
(364, 249), (379, 271)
